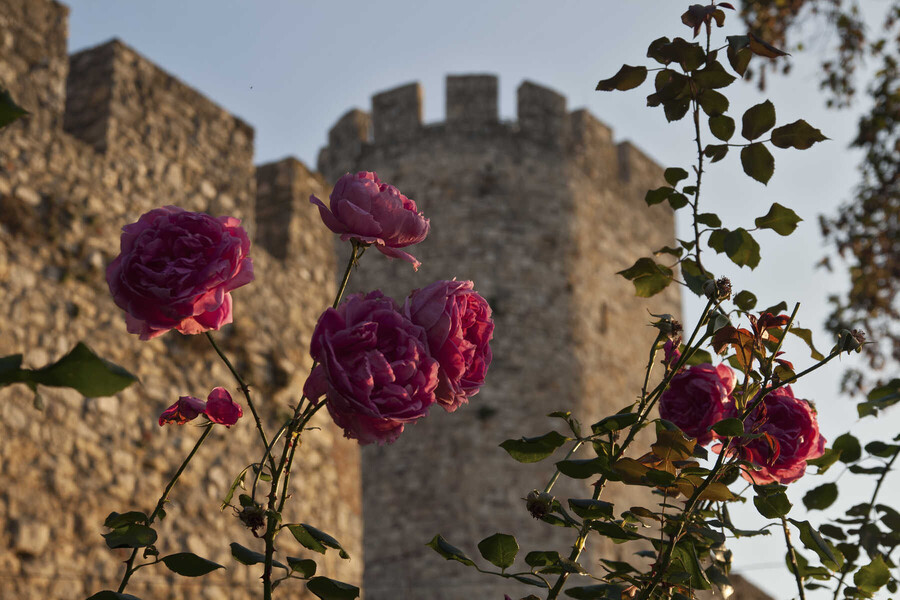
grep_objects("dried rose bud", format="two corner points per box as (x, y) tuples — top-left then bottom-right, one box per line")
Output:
(525, 490), (555, 520)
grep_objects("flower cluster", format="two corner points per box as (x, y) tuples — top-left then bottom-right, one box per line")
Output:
(159, 387), (243, 427)
(659, 358), (824, 484)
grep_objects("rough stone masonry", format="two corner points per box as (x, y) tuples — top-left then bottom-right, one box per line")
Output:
(0, 1), (780, 599)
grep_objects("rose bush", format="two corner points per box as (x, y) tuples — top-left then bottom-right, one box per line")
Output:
(303, 290), (439, 444)
(405, 279), (494, 412)
(106, 206), (253, 340)
(310, 171), (430, 270)
(658, 363), (735, 445)
(159, 387), (243, 427)
(730, 386), (826, 485)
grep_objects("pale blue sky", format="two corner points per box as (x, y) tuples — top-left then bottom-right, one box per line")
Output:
(65, 2), (891, 597)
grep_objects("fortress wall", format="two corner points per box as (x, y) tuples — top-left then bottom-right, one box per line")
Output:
(0, 1), (360, 598)
(317, 75), (682, 600)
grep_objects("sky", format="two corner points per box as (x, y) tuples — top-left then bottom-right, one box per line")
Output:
(65, 1), (893, 597)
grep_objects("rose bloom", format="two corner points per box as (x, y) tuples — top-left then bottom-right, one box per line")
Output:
(303, 291), (439, 445)
(658, 363), (735, 445)
(310, 172), (429, 270)
(159, 387), (243, 427)
(107, 206), (253, 340)
(730, 386), (825, 485)
(404, 280), (494, 412)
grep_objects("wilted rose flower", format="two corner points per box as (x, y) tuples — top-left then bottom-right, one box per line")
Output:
(404, 280), (494, 412)
(303, 291), (438, 445)
(730, 386), (825, 485)
(659, 363), (735, 445)
(158, 387), (243, 427)
(310, 172), (429, 270)
(107, 206), (253, 340)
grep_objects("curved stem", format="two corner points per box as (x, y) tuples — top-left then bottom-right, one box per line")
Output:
(543, 441), (584, 495)
(783, 516), (808, 600)
(206, 332), (274, 471)
(117, 425), (213, 593)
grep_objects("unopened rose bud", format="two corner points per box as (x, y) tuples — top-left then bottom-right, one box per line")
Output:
(525, 490), (554, 520)
(649, 312), (682, 338)
(703, 277), (732, 301)
(837, 329), (866, 354)
(237, 505), (266, 534)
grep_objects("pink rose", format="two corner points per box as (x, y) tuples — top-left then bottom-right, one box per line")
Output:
(659, 363), (735, 445)
(303, 291), (439, 445)
(159, 387), (243, 427)
(310, 172), (429, 270)
(730, 386), (825, 485)
(107, 206), (253, 340)
(404, 280), (494, 412)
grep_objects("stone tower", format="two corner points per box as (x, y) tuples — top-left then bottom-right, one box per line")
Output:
(318, 76), (680, 599)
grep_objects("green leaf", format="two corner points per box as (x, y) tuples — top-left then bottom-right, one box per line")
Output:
(161, 553), (225, 577)
(647, 37), (673, 64)
(741, 100), (776, 141)
(565, 584), (625, 599)
(806, 447), (841, 474)
(85, 592), (142, 600)
(856, 379), (900, 418)
(708, 115), (735, 142)
(592, 412), (640, 435)
(103, 511), (148, 529)
(866, 441), (900, 458)
(803, 483), (838, 511)
(854, 555), (890, 593)
(710, 418), (744, 437)
(596, 65), (648, 91)
(568, 499), (614, 520)
(15, 343), (139, 397)
(645, 186), (674, 206)
(0, 354), (23, 377)
(588, 521), (642, 543)
(230, 542), (266, 566)
(754, 202), (802, 236)
(664, 167), (689, 187)
(733, 290), (757, 311)
(724, 228), (760, 269)
(525, 550), (561, 567)
(697, 89), (729, 117)
(477, 533), (518, 569)
(680, 259), (712, 297)
(663, 97), (691, 122)
(617, 258), (673, 298)
(306, 577), (360, 600)
(696, 213), (721, 228)
(671, 542), (712, 590)
(512, 574), (548, 588)
(693, 60), (736, 89)
(770, 119), (828, 149)
(103, 524), (157, 549)
(287, 557), (317, 578)
(287, 524), (349, 559)
(790, 519), (844, 571)
(703, 144), (729, 162)
(426, 534), (475, 567)
(726, 36), (752, 76)
(667, 193), (688, 210)
(0, 88), (28, 129)
(833, 433), (862, 463)
(556, 458), (608, 479)
(740, 143), (775, 185)
(500, 431), (568, 463)
(788, 327), (825, 361)
(753, 491), (792, 518)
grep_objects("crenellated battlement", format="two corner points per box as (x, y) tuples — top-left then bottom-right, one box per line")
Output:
(317, 74), (661, 185)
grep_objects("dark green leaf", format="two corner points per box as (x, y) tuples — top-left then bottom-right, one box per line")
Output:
(654, 245), (684, 258)
(103, 512), (148, 529)
(753, 491), (792, 518)
(500, 431), (568, 463)
(230, 542), (266, 566)
(588, 521), (642, 543)
(726, 36), (752, 76)
(693, 60), (736, 89)
(664, 168), (689, 187)
(803, 483), (838, 511)
(85, 592), (142, 600)
(668, 192), (689, 210)
(647, 37), (673, 64)
(287, 557), (317, 578)
(819, 524), (845, 540)
(733, 290), (757, 311)
(592, 412), (640, 435)
(617, 258), (673, 298)
(724, 228), (760, 269)
(788, 327), (825, 361)
(710, 418), (743, 437)
(663, 97), (691, 122)
(857, 379), (900, 418)
(0, 354), (23, 377)
(741, 100), (776, 141)
(684, 348), (713, 366)
(596, 65), (648, 91)
(306, 577), (360, 600)
(833, 433), (862, 463)
(556, 458), (607, 479)
(698, 89), (729, 117)
(865, 441), (899, 458)
(740, 143), (775, 185)
(696, 213), (722, 228)
(770, 119), (828, 150)
(512, 574), (549, 588)
(670, 542), (712, 590)
(476, 533), (518, 569)
(103, 524), (157, 549)
(708, 229), (727, 253)
(790, 519), (844, 571)
(288, 524), (349, 559)
(708, 115), (735, 141)
(161, 553), (225, 577)
(680, 259), (713, 296)
(645, 186), (674, 206)
(568, 499), (614, 520)
(703, 144), (729, 162)
(0, 88), (28, 129)
(667, 38), (706, 71)
(807, 448), (841, 474)
(755, 202), (802, 236)
(854, 555), (890, 593)
(525, 550), (561, 568)
(565, 584), (624, 599)
(426, 534), (475, 566)
(24, 343), (138, 397)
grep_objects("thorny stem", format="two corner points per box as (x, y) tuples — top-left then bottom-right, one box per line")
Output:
(206, 332), (274, 472)
(117, 425), (213, 594)
(783, 516), (808, 600)
(831, 449), (900, 600)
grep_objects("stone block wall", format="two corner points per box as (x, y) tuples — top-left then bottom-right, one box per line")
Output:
(318, 75), (681, 600)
